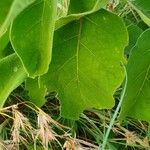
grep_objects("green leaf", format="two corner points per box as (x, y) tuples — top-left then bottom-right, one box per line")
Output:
(0, 0), (13, 27)
(0, 0), (35, 38)
(10, 0), (57, 78)
(0, 54), (27, 108)
(128, 0), (150, 27)
(42, 9), (128, 119)
(56, 0), (109, 29)
(0, 31), (9, 59)
(120, 29), (150, 122)
(0, 0), (36, 60)
(26, 78), (47, 107)
(68, 0), (107, 14)
(125, 24), (143, 56)
(0, 42), (14, 59)
(0, 0), (12, 58)
(137, 20), (149, 30)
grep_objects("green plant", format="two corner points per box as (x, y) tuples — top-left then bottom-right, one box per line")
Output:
(0, 0), (150, 128)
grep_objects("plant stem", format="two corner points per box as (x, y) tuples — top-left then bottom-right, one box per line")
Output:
(99, 64), (127, 150)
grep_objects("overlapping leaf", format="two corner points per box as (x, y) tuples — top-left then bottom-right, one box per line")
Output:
(0, 54), (27, 108)
(128, 0), (150, 26)
(68, 0), (107, 14)
(0, 0), (35, 38)
(56, 0), (108, 29)
(42, 9), (128, 119)
(125, 24), (143, 56)
(0, 0), (35, 59)
(120, 29), (150, 122)
(0, 0), (13, 27)
(0, 31), (9, 58)
(10, 0), (57, 77)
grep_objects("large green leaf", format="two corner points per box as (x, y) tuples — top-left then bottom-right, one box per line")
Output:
(26, 78), (47, 107)
(56, 0), (108, 29)
(0, 54), (27, 108)
(128, 0), (150, 27)
(120, 29), (150, 122)
(42, 9), (128, 119)
(10, 0), (57, 78)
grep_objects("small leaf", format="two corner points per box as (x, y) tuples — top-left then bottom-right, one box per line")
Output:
(129, 0), (150, 27)
(42, 9), (128, 119)
(120, 29), (150, 122)
(0, 54), (27, 108)
(10, 0), (57, 77)
(56, 0), (109, 29)
(26, 78), (47, 107)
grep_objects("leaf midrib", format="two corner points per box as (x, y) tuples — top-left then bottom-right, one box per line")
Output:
(76, 19), (82, 82)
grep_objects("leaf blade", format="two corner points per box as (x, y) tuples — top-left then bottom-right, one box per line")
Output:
(43, 9), (128, 119)
(56, 0), (109, 30)
(0, 54), (27, 108)
(129, 0), (150, 27)
(120, 29), (150, 121)
(0, 0), (35, 59)
(0, 0), (35, 38)
(10, 0), (57, 77)
(26, 78), (47, 107)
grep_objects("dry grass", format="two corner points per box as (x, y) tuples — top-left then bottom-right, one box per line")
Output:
(0, 103), (100, 150)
